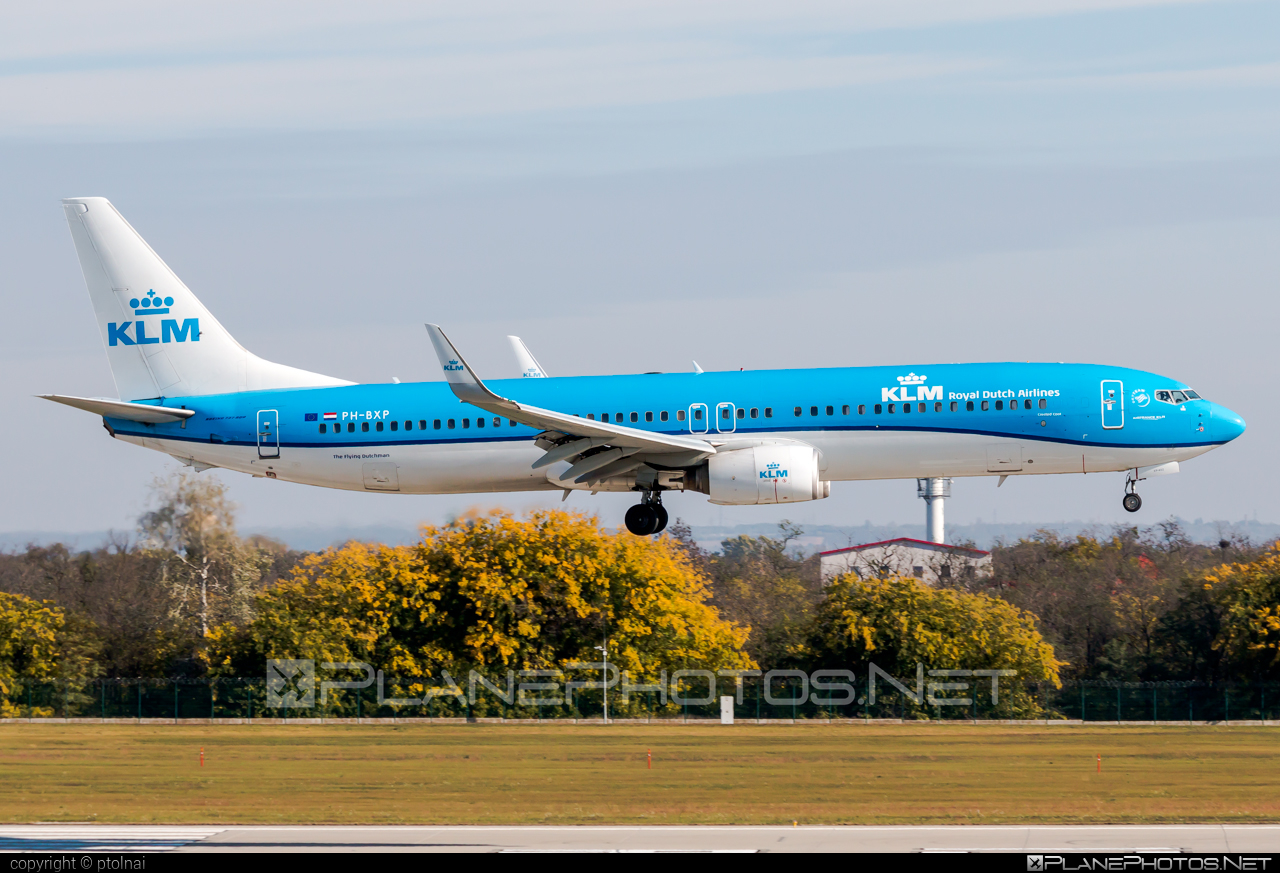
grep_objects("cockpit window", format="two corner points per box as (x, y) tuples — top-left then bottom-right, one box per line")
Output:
(1183, 389), (1201, 400)
(1156, 389), (1192, 405)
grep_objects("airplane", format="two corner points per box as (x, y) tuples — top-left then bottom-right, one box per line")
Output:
(43, 198), (1246, 536)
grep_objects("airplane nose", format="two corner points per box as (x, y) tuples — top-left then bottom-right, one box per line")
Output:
(1212, 404), (1246, 443)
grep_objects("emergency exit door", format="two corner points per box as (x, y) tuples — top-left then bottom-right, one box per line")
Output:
(257, 409), (280, 458)
(1101, 381), (1124, 430)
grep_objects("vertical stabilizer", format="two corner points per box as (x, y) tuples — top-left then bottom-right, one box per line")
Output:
(62, 197), (350, 400)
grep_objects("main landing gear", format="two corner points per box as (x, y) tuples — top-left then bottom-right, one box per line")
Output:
(1122, 473), (1143, 513)
(625, 493), (669, 536)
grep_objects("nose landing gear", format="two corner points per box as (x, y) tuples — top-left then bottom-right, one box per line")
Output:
(1122, 473), (1142, 513)
(624, 493), (669, 536)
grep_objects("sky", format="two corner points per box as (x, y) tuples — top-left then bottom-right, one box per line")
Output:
(2, 0), (1278, 543)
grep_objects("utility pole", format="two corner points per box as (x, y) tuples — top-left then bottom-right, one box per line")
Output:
(595, 641), (609, 723)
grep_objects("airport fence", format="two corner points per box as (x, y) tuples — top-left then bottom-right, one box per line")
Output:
(5, 676), (1280, 722)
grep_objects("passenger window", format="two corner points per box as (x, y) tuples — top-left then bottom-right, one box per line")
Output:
(826, 405), (833, 416)
(419, 420), (427, 430)
(319, 423), (326, 434)
(966, 401), (974, 412)
(362, 422), (370, 432)
(750, 408), (759, 419)
(874, 404), (882, 414)
(950, 401), (958, 412)
(1039, 399), (1047, 409)
(694, 409), (703, 421)
(981, 401), (990, 411)
(810, 406), (818, 416)
(376, 421), (384, 431)
(842, 405), (849, 415)
(858, 404), (865, 415)
(918, 403), (925, 413)
(794, 407), (802, 417)
(764, 408), (773, 418)
(660, 411), (669, 422)
(588, 413), (595, 420)
(405, 421), (412, 431)
(600, 413), (609, 423)
(447, 419), (455, 429)
(390, 421), (398, 431)
(645, 411), (653, 422)
(494, 418), (501, 427)
(476, 417), (485, 428)
(1023, 400), (1031, 410)
(433, 419), (441, 429)
(616, 412), (623, 422)
(509, 419), (516, 426)
(995, 400), (1003, 411)
(902, 402), (910, 414)
(463, 418), (470, 428)
(631, 412), (639, 423)
(934, 402), (942, 412)
(722, 407), (730, 420)
(888, 403), (896, 413)
(677, 410), (686, 421)
(736, 407), (745, 419)
(1009, 402), (1018, 413)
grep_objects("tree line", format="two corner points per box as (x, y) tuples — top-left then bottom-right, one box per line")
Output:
(1, 472), (1277, 718)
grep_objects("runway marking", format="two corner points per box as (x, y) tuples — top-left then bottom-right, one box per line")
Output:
(0, 826), (223, 852)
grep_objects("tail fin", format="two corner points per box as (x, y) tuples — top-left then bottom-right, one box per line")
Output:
(61, 197), (351, 401)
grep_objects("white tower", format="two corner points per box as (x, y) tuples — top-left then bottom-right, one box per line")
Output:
(917, 478), (952, 544)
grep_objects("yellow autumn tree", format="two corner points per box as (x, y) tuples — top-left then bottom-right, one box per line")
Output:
(0, 592), (97, 717)
(807, 574), (1062, 717)
(1201, 543), (1280, 677)
(205, 510), (753, 703)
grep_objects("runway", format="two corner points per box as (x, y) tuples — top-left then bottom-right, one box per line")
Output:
(1, 825), (1278, 853)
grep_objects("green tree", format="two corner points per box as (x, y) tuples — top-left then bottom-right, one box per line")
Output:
(0, 592), (96, 717)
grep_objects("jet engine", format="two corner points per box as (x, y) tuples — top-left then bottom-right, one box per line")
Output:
(690, 445), (830, 505)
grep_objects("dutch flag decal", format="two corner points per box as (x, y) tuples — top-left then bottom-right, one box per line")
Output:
(323, 412), (338, 420)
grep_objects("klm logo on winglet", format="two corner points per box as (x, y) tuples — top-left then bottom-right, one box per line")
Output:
(883, 372), (942, 403)
(760, 462), (788, 480)
(444, 359), (465, 372)
(107, 290), (199, 347)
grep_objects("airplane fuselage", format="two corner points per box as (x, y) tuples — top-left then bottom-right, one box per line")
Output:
(106, 361), (1243, 496)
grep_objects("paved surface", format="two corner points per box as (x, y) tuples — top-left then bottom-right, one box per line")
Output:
(2, 825), (1279, 853)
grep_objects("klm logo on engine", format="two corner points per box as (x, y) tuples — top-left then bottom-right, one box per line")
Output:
(444, 359), (465, 372)
(760, 462), (788, 480)
(882, 372), (942, 403)
(107, 290), (199, 347)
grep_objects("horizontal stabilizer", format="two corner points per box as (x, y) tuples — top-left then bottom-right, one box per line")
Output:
(38, 394), (195, 424)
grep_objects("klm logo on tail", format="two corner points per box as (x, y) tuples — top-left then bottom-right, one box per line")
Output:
(107, 289), (199, 347)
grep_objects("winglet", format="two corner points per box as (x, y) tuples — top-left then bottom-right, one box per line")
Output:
(508, 335), (549, 378)
(425, 324), (507, 407)
(692, 360), (704, 374)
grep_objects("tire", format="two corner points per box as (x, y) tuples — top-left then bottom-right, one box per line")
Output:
(652, 504), (669, 534)
(1122, 493), (1142, 513)
(625, 504), (656, 535)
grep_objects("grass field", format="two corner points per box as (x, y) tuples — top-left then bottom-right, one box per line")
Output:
(1, 724), (1277, 825)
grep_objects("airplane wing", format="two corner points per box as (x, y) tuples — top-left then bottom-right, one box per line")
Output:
(39, 394), (195, 424)
(507, 336), (549, 378)
(425, 325), (716, 477)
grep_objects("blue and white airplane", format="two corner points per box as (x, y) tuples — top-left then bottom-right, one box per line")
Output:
(44, 198), (1246, 536)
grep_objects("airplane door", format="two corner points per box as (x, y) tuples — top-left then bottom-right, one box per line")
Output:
(688, 403), (708, 435)
(716, 402), (737, 434)
(1101, 381), (1124, 430)
(257, 409), (280, 458)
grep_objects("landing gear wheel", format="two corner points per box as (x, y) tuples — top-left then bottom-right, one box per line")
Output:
(1122, 493), (1142, 513)
(625, 504), (658, 536)
(652, 504), (669, 535)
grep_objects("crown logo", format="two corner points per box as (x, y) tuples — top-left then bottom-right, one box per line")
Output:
(766, 462), (780, 470)
(897, 373), (927, 385)
(129, 289), (173, 315)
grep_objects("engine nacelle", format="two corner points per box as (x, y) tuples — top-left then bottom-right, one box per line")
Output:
(698, 445), (830, 506)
